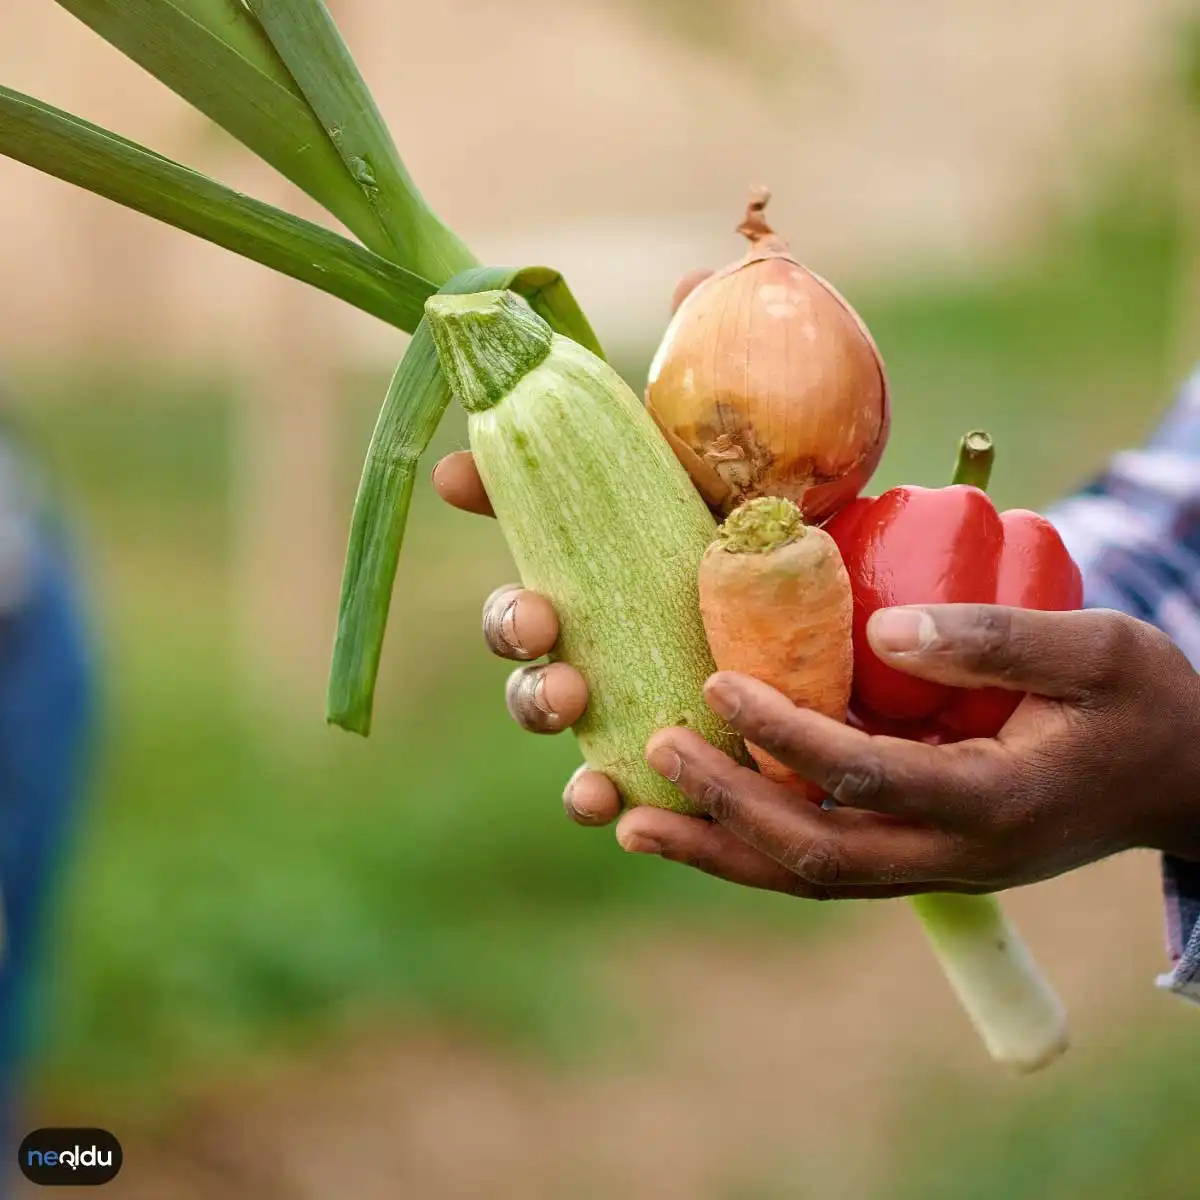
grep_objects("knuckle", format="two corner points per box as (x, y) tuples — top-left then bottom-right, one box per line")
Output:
(698, 778), (735, 821)
(1072, 611), (1153, 697)
(748, 717), (795, 758)
(788, 839), (843, 887)
(1092, 609), (1139, 664)
(961, 607), (1017, 677)
(831, 760), (886, 807)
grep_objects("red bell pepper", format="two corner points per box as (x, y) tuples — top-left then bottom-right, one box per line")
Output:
(824, 480), (1083, 743)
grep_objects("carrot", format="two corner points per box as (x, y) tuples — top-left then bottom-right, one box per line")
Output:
(698, 496), (853, 799)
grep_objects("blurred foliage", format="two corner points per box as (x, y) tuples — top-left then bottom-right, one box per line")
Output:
(9, 172), (1188, 1144)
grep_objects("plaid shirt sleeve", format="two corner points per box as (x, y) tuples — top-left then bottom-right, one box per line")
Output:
(1045, 369), (1200, 1006)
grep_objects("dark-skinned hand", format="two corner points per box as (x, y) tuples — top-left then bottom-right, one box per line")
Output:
(433, 450), (1200, 899)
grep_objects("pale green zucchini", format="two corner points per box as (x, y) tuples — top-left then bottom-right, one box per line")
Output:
(425, 290), (744, 811)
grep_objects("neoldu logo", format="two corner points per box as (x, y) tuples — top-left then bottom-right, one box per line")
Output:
(18, 1128), (122, 1186)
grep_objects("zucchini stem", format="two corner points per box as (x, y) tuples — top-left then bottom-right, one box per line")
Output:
(425, 292), (554, 413)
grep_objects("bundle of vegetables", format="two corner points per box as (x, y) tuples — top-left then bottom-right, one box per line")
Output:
(0, 0), (1073, 1071)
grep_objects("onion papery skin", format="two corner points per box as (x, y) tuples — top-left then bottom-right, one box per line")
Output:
(646, 222), (890, 523)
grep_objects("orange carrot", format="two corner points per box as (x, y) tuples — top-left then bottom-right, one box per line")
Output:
(698, 496), (853, 799)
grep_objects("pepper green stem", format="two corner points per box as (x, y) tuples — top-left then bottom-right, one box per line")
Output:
(951, 430), (995, 491)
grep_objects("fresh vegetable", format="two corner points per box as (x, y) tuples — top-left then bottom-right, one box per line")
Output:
(327, 265), (602, 735)
(698, 496), (852, 799)
(825, 432), (1084, 741)
(645, 189), (890, 522)
(906, 891), (1068, 1071)
(699, 487), (1067, 1070)
(424, 289), (744, 811)
(823, 432), (1073, 1072)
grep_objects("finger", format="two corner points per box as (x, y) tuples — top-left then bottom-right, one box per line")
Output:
(617, 806), (804, 891)
(702, 672), (984, 826)
(866, 604), (1143, 700)
(613, 807), (942, 899)
(432, 451), (494, 516)
(505, 662), (588, 733)
(643, 728), (961, 887)
(563, 767), (622, 826)
(482, 585), (559, 660)
(670, 268), (715, 314)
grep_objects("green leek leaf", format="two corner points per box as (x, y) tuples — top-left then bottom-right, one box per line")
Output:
(52, 0), (393, 255)
(327, 265), (603, 734)
(243, 0), (475, 284)
(511, 266), (605, 360)
(326, 317), (449, 736)
(0, 86), (434, 332)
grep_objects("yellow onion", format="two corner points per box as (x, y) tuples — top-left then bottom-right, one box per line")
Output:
(645, 189), (890, 522)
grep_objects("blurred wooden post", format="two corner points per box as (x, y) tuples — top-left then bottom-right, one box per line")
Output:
(230, 182), (346, 722)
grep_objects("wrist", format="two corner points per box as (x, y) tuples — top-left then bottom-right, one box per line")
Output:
(1151, 685), (1200, 862)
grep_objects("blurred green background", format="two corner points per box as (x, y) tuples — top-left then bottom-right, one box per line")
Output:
(2, 1), (1199, 1196)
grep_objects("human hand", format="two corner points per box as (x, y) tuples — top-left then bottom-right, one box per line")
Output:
(437, 445), (1200, 894)
(624, 604), (1200, 898)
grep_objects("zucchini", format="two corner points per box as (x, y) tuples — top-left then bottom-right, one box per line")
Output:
(425, 290), (744, 811)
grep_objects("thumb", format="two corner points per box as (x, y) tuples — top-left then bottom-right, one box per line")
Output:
(866, 604), (1128, 700)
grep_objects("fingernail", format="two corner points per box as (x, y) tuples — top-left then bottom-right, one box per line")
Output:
(529, 671), (556, 719)
(705, 677), (740, 720)
(617, 829), (664, 856)
(506, 668), (560, 733)
(646, 743), (683, 783)
(484, 592), (527, 658)
(869, 607), (938, 654)
(499, 597), (526, 657)
(483, 585), (528, 658)
(563, 766), (596, 821)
